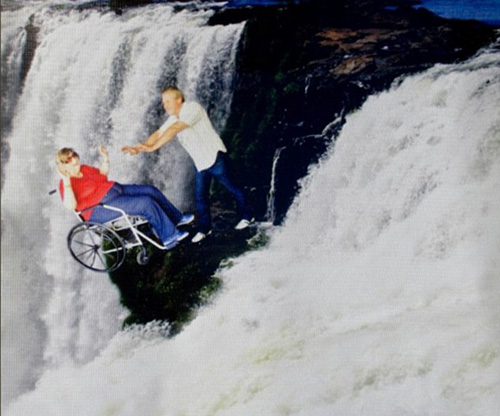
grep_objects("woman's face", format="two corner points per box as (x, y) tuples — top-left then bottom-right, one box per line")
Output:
(58, 154), (81, 176)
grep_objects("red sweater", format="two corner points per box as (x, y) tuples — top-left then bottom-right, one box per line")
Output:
(59, 165), (115, 221)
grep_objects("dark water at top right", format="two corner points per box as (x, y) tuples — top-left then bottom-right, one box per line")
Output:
(416, 0), (500, 26)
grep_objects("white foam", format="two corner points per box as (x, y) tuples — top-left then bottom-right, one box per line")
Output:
(1, 2), (243, 407)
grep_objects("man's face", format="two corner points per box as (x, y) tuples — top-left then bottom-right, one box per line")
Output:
(162, 91), (183, 116)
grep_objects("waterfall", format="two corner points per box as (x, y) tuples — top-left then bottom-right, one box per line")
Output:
(1, 6), (36, 179)
(1, 2), (244, 406)
(265, 146), (285, 224)
(4, 38), (499, 416)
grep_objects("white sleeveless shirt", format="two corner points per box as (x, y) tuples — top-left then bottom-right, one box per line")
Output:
(159, 102), (227, 171)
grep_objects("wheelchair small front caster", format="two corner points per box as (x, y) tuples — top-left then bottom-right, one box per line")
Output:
(136, 247), (150, 265)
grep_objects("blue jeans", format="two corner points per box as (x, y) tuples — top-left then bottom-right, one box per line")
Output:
(90, 183), (182, 243)
(195, 153), (250, 233)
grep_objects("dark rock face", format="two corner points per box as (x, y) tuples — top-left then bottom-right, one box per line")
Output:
(213, 0), (497, 224)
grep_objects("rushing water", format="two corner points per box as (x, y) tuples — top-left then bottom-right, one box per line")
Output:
(3, 8), (500, 409)
(3, 1), (500, 414)
(1, 1), (243, 407)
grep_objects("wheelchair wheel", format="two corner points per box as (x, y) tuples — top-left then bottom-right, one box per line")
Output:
(67, 222), (126, 273)
(136, 246), (150, 266)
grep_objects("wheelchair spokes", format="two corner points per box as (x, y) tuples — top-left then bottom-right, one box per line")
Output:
(67, 222), (126, 273)
(63, 203), (184, 273)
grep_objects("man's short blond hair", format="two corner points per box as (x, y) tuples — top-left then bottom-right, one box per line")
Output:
(162, 86), (185, 102)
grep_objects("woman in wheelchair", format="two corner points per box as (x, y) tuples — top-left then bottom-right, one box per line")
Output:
(56, 146), (193, 249)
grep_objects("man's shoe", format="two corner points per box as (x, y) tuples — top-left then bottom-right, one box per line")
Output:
(235, 218), (254, 230)
(177, 214), (195, 226)
(191, 230), (211, 243)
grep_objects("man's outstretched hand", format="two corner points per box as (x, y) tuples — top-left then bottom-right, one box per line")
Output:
(121, 145), (139, 156)
(134, 144), (151, 153)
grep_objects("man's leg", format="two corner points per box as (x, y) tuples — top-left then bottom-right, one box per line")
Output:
(210, 154), (251, 220)
(194, 169), (212, 233)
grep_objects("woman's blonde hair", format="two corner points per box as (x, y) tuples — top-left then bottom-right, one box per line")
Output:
(56, 148), (79, 164)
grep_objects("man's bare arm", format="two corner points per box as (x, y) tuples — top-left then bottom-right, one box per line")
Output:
(122, 121), (189, 155)
(122, 130), (160, 155)
(135, 121), (189, 153)
(143, 130), (161, 147)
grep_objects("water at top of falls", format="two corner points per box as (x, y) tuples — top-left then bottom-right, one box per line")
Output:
(1, 2), (244, 407)
(416, 0), (500, 26)
(4, 36), (500, 415)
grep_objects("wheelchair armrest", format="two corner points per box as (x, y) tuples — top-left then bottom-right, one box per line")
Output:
(74, 204), (105, 222)
(76, 204), (103, 214)
(75, 204), (128, 219)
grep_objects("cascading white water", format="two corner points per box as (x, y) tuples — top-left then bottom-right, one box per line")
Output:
(1, 1), (244, 407)
(1, 9), (26, 132)
(265, 146), (285, 224)
(4, 34), (499, 415)
(1, 5), (37, 178)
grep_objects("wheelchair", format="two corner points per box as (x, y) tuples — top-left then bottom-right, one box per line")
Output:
(67, 204), (173, 273)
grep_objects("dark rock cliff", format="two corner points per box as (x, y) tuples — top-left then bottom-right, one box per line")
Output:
(211, 0), (497, 224)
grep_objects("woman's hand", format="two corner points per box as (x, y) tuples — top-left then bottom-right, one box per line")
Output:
(99, 145), (109, 159)
(57, 162), (77, 210)
(99, 144), (110, 176)
(57, 162), (70, 179)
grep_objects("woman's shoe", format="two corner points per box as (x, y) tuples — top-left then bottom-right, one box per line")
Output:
(177, 214), (195, 226)
(176, 230), (189, 242)
(163, 230), (189, 249)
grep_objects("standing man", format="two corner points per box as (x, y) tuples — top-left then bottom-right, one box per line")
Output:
(122, 86), (252, 243)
